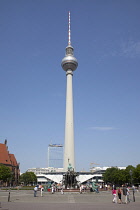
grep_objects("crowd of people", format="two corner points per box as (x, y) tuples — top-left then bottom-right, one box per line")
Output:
(33, 183), (137, 205)
(112, 185), (136, 204)
(34, 185), (44, 197)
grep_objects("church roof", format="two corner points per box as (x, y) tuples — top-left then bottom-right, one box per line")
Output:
(0, 143), (11, 165)
(0, 142), (18, 167)
(9, 153), (18, 166)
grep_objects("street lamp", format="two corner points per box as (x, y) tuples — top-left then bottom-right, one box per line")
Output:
(129, 169), (135, 202)
(129, 169), (132, 186)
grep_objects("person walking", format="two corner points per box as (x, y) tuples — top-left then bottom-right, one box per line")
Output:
(112, 187), (117, 203)
(41, 186), (44, 197)
(51, 185), (54, 194)
(132, 185), (136, 202)
(127, 187), (130, 203)
(80, 185), (82, 194)
(105, 184), (108, 191)
(34, 186), (38, 197)
(122, 185), (128, 204)
(61, 187), (64, 195)
(117, 187), (122, 204)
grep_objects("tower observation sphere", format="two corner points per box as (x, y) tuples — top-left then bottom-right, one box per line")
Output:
(61, 45), (78, 71)
(61, 11), (78, 172)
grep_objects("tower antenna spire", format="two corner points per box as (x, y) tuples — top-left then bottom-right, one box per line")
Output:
(68, 11), (71, 45)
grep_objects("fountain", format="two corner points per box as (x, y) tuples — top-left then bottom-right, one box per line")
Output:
(62, 163), (79, 189)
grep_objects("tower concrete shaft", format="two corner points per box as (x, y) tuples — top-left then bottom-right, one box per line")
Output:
(61, 12), (78, 172)
(64, 70), (75, 171)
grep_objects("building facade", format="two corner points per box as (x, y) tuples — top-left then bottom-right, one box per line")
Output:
(0, 140), (20, 186)
(27, 166), (126, 185)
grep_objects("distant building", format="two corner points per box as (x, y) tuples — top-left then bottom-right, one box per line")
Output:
(90, 166), (126, 173)
(27, 166), (126, 185)
(27, 167), (63, 175)
(0, 140), (20, 186)
(27, 167), (64, 184)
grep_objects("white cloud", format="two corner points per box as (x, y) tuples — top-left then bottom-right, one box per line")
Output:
(89, 126), (116, 131)
(98, 40), (140, 60)
(121, 40), (140, 58)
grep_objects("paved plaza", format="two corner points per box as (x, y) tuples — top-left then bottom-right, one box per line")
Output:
(0, 190), (140, 210)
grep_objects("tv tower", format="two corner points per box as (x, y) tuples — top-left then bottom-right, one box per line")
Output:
(61, 12), (78, 171)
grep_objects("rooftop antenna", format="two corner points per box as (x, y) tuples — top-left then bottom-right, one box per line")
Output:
(68, 11), (71, 46)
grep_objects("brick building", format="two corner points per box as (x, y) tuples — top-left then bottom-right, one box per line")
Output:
(0, 140), (20, 186)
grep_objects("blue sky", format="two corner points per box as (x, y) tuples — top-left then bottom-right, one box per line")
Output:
(0, 0), (140, 173)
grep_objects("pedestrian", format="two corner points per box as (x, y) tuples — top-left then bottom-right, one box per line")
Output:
(122, 185), (128, 204)
(51, 185), (54, 194)
(80, 185), (82, 194)
(34, 186), (38, 197)
(117, 187), (122, 204)
(132, 185), (135, 202)
(112, 186), (117, 203)
(61, 188), (64, 195)
(127, 187), (130, 203)
(41, 186), (44, 197)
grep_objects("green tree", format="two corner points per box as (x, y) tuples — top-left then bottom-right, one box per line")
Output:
(133, 164), (140, 185)
(0, 164), (11, 182)
(103, 167), (128, 185)
(20, 172), (37, 185)
(125, 165), (135, 184)
(103, 167), (119, 184)
(117, 169), (127, 185)
(102, 165), (140, 186)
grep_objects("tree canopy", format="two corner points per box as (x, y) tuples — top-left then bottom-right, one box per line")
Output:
(103, 164), (140, 186)
(20, 172), (37, 185)
(0, 164), (11, 182)
(133, 164), (140, 184)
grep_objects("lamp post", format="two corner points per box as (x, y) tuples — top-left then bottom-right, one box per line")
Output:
(129, 169), (132, 186)
(129, 169), (135, 202)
